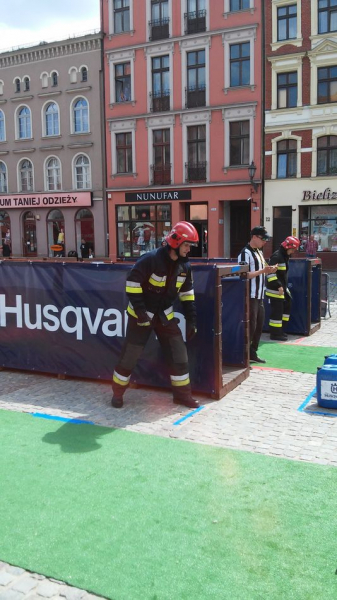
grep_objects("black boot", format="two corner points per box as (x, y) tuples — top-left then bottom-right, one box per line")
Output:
(111, 395), (124, 408)
(250, 351), (266, 364)
(270, 333), (288, 341)
(173, 397), (200, 409)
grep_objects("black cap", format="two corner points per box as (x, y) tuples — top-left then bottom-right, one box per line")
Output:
(250, 226), (270, 241)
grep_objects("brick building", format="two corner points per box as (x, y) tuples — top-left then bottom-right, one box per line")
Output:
(102, 0), (263, 261)
(264, 0), (337, 269)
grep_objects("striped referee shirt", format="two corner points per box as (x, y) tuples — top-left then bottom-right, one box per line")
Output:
(238, 244), (266, 299)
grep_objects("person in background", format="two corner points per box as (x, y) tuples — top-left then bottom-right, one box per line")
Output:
(266, 236), (300, 341)
(111, 221), (200, 410)
(80, 238), (90, 259)
(305, 234), (318, 258)
(238, 226), (278, 364)
(2, 229), (11, 257)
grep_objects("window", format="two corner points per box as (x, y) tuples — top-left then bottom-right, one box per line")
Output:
(318, 0), (337, 33)
(186, 124), (206, 181)
(23, 77), (30, 92)
(277, 139), (297, 178)
(116, 132), (133, 173)
(19, 159), (34, 192)
(151, 55), (170, 111)
(18, 107), (32, 139)
(300, 205), (337, 252)
(277, 4), (297, 41)
(152, 129), (171, 184)
(15, 78), (20, 93)
(230, 42), (250, 87)
(0, 162), (7, 193)
(114, 0), (130, 33)
(187, 50), (206, 107)
(74, 154), (91, 189)
(0, 110), (5, 141)
(116, 203), (171, 258)
(230, 121), (249, 166)
(47, 210), (65, 257)
(46, 157), (61, 191)
(115, 63), (131, 102)
(81, 67), (88, 82)
(150, 0), (169, 41)
(318, 66), (337, 103)
(51, 71), (58, 87)
(230, 0), (249, 10)
(185, 0), (206, 35)
(45, 102), (59, 136)
(75, 209), (94, 257)
(73, 98), (89, 133)
(277, 72), (298, 108)
(22, 211), (37, 256)
(317, 135), (337, 175)
(0, 212), (11, 255)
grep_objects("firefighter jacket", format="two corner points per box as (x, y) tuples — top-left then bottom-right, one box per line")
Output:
(125, 245), (197, 326)
(265, 246), (290, 300)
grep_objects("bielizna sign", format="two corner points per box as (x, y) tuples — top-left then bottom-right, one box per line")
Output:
(0, 192), (92, 209)
(302, 188), (337, 201)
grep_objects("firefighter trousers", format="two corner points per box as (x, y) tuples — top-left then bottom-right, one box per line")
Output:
(269, 295), (291, 334)
(112, 316), (192, 401)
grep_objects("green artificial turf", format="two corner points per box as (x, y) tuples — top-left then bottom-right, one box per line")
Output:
(258, 343), (337, 374)
(1, 409), (337, 600)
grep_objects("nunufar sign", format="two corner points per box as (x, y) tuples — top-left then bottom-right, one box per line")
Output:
(0, 192), (92, 209)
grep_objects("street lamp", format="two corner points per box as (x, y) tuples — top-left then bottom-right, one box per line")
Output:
(248, 161), (258, 192)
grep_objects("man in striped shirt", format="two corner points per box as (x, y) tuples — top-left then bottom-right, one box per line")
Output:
(238, 226), (278, 363)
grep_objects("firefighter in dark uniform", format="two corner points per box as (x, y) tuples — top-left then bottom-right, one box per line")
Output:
(266, 236), (300, 341)
(111, 221), (200, 409)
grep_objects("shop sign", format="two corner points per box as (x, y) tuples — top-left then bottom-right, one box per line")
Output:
(0, 192), (92, 209)
(302, 188), (337, 202)
(125, 190), (192, 202)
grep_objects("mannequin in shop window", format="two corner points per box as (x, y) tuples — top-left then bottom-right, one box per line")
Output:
(2, 229), (11, 257)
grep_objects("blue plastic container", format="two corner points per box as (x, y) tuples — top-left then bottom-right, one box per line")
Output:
(317, 365), (337, 409)
(324, 354), (337, 366)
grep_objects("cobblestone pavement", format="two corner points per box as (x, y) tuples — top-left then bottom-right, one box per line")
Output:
(1, 298), (336, 599)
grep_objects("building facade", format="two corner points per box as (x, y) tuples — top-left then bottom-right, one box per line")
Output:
(265, 0), (337, 268)
(0, 31), (107, 259)
(102, 0), (263, 261)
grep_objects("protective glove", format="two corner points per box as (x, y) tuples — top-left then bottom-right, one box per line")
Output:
(137, 310), (151, 327)
(186, 322), (197, 341)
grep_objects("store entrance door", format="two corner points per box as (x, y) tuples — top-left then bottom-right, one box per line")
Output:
(23, 212), (37, 257)
(185, 204), (208, 257)
(230, 201), (251, 257)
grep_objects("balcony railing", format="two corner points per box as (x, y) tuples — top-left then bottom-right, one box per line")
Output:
(150, 90), (170, 112)
(185, 161), (207, 182)
(151, 164), (172, 185)
(186, 85), (206, 108)
(149, 17), (170, 41)
(184, 9), (206, 34)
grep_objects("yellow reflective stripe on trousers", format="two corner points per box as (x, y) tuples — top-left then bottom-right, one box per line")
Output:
(170, 374), (190, 387)
(127, 303), (138, 318)
(164, 307), (174, 321)
(282, 315), (290, 321)
(269, 320), (282, 328)
(113, 371), (130, 386)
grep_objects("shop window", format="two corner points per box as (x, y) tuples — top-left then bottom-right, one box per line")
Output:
(186, 124), (206, 181)
(230, 120), (249, 166)
(19, 159), (34, 192)
(277, 139), (297, 178)
(318, 66), (337, 104)
(277, 4), (297, 41)
(0, 162), (7, 193)
(277, 72), (297, 108)
(230, 42), (250, 87)
(116, 132), (133, 173)
(151, 55), (170, 112)
(47, 210), (65, 257)
(185, 203), (208, 257)
(116, 203), (171, 258)
(115, 62), (131, 102)
(299, 204), (337, 252)
(114, 0), (130, 33)
(22, 211), (37, 257)
(75, 208), (94, 257)
(318, 0), (337, 34)
(317, 135), (337, 176)
(0, 211), (11, 257)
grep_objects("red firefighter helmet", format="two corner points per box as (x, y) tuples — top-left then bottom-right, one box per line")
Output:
(165, 221), (199, 248)
(281, 236), (300, 250)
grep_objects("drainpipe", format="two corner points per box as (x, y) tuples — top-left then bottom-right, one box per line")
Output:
(100, 3), (108, 257)
(261, 0), (266, 227)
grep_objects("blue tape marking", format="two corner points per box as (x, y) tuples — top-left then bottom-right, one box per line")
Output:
(231, 266), (241, 273)
(305, 409), (337, 418)
(298, 387), (317, 412)
(32, 413), (94, 424)
(173, 405), (205, 426)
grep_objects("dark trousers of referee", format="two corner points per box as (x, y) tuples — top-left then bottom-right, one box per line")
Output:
(269, 294), (291, 335)
(112, 316), (192, 401)
(250, 298), (265, 356)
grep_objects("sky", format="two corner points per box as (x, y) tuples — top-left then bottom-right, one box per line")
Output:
(0, 0), (101, 52)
